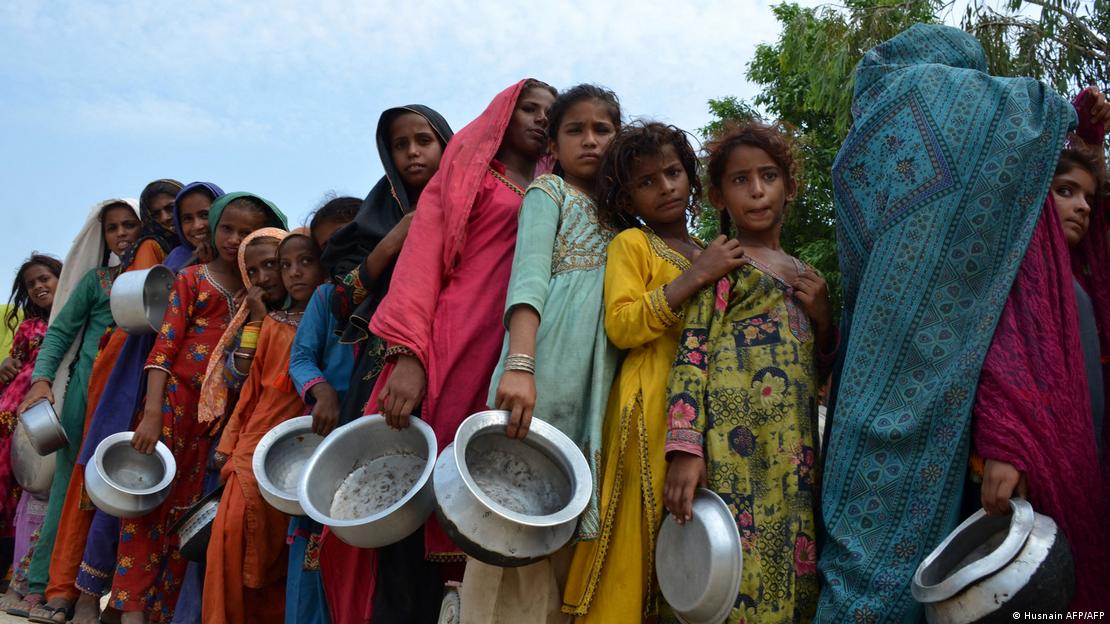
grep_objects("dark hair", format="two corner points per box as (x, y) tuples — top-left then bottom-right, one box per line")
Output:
(704, 121), (798, 235)
(224, 196), (271, 221)
(6, 254), (63, 332)
(521, 79), (557, 99)
(595, 121), (702, 231)
(1056, 138), (1104, 188)
(98, 200), (133, 223)
(309, 196), (360, 239)
(547, 84), (621, 178)
(278, 232), (323, 261)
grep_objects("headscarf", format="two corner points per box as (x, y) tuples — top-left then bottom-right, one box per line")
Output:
(319, 105), (453, 341)
(198, 227), (289, 424)
(164, 181), (225, 270)
(118, 179), (184, 271)
(206, 192), (288, 242)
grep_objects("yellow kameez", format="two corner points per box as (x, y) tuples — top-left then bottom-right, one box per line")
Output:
(562, 227), (697, 622)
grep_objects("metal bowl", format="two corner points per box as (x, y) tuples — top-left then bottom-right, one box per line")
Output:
(110, 265), (174, 334)
(253, 416), (323, 516)
(298, 414), (437, 548)
(169, 485), (224, 562)
(656, 488), (743, 624)
(912, 497), (1074, 622)
(433, 410), (591, 567)
(84, 432), (177, 518)
(19, 400), (68, 456)
(11, 421), (54, 497)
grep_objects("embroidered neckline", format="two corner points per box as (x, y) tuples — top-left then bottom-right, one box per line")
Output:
(641, 227), (703, 272)
(200, 264), (237, 309)
(488, 167), (526, 197)
(269, 310), (304, 327)
(745, 256), (806, 292)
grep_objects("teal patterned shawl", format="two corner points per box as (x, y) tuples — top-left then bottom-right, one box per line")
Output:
(817, 24), (1074, 623)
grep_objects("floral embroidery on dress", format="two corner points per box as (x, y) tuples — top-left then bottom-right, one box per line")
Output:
(734, 312), (783, 348)
(677, 328), (708, 370)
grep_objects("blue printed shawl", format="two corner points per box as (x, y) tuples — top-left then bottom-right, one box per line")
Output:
(817, 24), (1074, 623)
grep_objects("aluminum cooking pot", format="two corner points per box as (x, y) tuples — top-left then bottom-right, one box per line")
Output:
(169, 485), (224, 562)
(433, 410), (591, 567)
(11, 420), (54, 497)
(253, 416), (323, 516)
(912, 497), (1074, 622)
(84, 432), (176, 518)
(110, 265), (174, 334)
(298, 414), (438, 548)
(19, 399), (68, 456)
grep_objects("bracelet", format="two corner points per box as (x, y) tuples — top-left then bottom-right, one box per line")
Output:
(232, 350), (255, 360)
(239, 322), (262, 349)
(384, 345), (415, 360)
(504, 353), (536, 375)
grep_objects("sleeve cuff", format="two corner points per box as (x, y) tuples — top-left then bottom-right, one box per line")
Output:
(665, 430), (704, 457)
(649, 285), (682, 328)
(300, 377), (327, 402)
(143, 365), (172, 375)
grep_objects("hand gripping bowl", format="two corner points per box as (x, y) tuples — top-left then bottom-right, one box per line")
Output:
(432, 410), (592, 567)
(11, 420), (54, 497)
(84, 432), (177, 518)
(253, 416), (324, 516)
(298, 414), (438, 548)
(912, 497), (1074, 622)
(19, 399), (69, 456)
(655, 488), (743, 624)
(110, 265), (174, 334)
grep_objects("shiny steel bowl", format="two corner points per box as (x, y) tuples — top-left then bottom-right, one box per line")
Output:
(84, 432), (177, 518)
(433, 410), (591, 567)
(298, 414), (437, 548)
(253, 416), (323, 516)
(656, 488), (743, 624)
(110, 265), (174, 334)
(19, 399), (69, 456)
(169, 486), (223, 562)
(11, 421), (54, 497)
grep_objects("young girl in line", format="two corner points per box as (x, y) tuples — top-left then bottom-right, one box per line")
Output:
(471, 84), (621, 623)
(562, 122), (746, 622)
(111, 192), (286, 624)
(0, 255), (61, 614)
(665, 123), (834, 623)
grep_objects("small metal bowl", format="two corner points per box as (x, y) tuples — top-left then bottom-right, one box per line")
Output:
(298, 414), (437, 548)
(110, 265), (174, 334)
(253, 416), (323, 516)
(19, 400), (69, 456)
(84, 432), (176, 518)
(11, 420), (54, 496)
(656, 488), (743, 624)
(169, 486), (224, 562)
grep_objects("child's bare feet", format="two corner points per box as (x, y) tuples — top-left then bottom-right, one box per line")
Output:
(70, 593), (101, 624)
(121, 609), (146, 624)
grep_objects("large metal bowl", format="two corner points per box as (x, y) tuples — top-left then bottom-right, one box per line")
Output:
(84, 432), (177, 518)
(656, 488), (743, 624)
(19, 399), (68, 456)
(253, 416), (323, 516)
(11, 421), (54, 497)
(110, 265), (174, 334)
(433, 410), (591, 567)
(169, 485), (223, 562)
(912, 497), (1074, 622)
(298, 414), (437, 548)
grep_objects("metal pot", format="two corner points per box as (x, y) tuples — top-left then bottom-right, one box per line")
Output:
(298, 414), (437, 548)
(432, 410), (591, 567)
(912, 497), (1074, 622)
(253, 416), (323, 516)
(170, 485), (224, 562)
(11, 420), (54, 497)
(110, 265), (174, 334)
(84, 432), (176, 518)
(19, 399), (68, 456)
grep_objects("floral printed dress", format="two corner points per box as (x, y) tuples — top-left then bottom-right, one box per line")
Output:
(0, 317), (48, 534)
(665, 260), (821, 624)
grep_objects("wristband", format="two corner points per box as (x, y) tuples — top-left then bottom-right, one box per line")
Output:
(504, 353), (536, 375)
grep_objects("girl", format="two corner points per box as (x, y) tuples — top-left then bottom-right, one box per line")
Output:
(111, 192), (286, 624)
(664, 123), (834, 623)
(0, 255), (62, 615)
(14, 199), (140, 620)
(203, 229), (323, 624)
(317, 105), (452, 624)
(308, 196), (359, 253)
(368, 81), (554, 622)
(41, 179), (185, 624)
(473, 84), (621, 622)
(560, 121), (744, 621)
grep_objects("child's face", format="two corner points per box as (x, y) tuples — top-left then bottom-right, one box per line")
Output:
(553, 99), (616, 186)
(390, 112), (444, 192)
(214, 205), (268, 263)
(22, 263), (58, 311)
(102, 205), (142, 257)
(1051, 166), (1097, 247)
(311, 218), (350, 251)
(243, 240), (286, 306)
(149, 193), (176, 231)
(280, 236), (326, 304)
(710, 145), (793, 236)
(627, 144), (690, 226)
(501, 88), (556, 162)
(177, 191), (212, 249)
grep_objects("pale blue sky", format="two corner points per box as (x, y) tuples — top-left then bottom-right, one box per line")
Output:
(0, 0), (830, 282)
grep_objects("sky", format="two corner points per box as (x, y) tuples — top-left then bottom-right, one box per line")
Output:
(0, 0), (841, 282)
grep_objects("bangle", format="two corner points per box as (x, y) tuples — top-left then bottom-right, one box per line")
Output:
(384, 345), (415, 360)
(239, 327), (260, 349)
(232, 350), (255, 360)
(504, 353), (536, 375)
